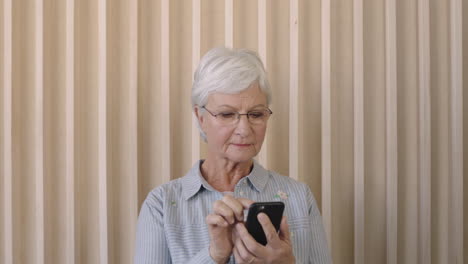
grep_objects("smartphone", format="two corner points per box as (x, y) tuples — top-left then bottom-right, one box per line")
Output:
(245, 201), (285, 246)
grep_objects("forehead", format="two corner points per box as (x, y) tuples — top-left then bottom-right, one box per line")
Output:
(207, 83), (267, 107)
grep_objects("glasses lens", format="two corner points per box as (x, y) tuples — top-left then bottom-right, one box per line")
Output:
(212, 109), (272, 125)
(218, 111), (239, 124)
(247, 110), (271, 124)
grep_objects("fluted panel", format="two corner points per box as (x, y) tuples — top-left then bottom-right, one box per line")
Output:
(225, 0), (233, 48)
(353, 0), (365, 262)
(289, 0), (298, 180)
(160, 0), (170, 182)
(418, 0), (431, 263)
(396, 1), (419, 263)
(449, 0), (463, 262)
(43, 0), (75, 263)
(321, 0), (332, 252)
(107, 0), (138, 263)
(330, 1), (354, 262)
(137, 0), (161, 207)
(1, 1), (466, 263)
(257, 0), (268, 166)
(64, 0), (75, 263)
(11, 1), (44, 263)
(191, 0), (201, 164)
(1, 0), (12, 263)
(385, 0), (398, 263)
(75, 0), (103, 262)
(97, 1), (108, 263)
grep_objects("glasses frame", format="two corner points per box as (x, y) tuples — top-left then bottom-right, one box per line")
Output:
(201, 106), (273, 125)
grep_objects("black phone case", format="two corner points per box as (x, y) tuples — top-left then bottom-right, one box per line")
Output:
(245, 201), (285, 246)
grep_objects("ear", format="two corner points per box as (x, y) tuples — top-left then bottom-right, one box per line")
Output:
(193, 105), (205, 126)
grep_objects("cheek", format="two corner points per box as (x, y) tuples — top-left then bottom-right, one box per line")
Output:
(254, 126), (267, 140)
(206, 125), (234, 144)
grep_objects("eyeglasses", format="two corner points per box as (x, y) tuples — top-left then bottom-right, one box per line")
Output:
(201, 106), (273, 125)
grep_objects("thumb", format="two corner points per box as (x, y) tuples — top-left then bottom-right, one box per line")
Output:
(278, 215), (291, 241)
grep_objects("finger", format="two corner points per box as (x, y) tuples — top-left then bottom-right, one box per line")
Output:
(212, 200), (236, 224)
(257, 213), (279, 244)
(222, 195), (245, 222)
(278, 215), (291, 241)
(233, 247), (255, 264)
(234, 225), (256, 260)
(237, 197), (254, 209)
(232, 247), (242, 262)
(206, 214), (228, 227)
(235, 222), (266, 257)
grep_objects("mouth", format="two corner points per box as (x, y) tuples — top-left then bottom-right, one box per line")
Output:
(231, 143), (252, 147)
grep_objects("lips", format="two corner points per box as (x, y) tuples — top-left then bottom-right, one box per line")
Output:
(232, 143), (252, 147)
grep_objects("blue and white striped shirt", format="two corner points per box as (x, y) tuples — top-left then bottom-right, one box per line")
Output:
(135, 160), (331, 263)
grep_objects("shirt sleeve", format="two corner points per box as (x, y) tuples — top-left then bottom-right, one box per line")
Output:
(306, 187), (333, 264)
(134, 192), (172, 264)
(134, 190), (221, 264)
(186, 246), (219, 264)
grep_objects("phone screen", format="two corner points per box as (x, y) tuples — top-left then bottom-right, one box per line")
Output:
(245, 201), (285, 245)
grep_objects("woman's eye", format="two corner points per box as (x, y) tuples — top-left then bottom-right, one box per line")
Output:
(248, 112), (265, 119)
(219, 112), (236, 118)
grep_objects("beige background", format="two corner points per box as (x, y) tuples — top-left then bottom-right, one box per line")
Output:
(0, 0), (467, 263)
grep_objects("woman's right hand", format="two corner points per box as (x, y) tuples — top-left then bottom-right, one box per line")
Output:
(206, 195), (253, 263)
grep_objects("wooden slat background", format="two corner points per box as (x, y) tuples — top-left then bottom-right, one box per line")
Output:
(0, 0), (466, 263)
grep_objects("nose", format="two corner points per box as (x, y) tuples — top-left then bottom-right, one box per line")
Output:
(234, 114), (252, 136)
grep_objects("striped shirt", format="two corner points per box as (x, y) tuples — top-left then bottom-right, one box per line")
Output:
(134, 160), (331, 264)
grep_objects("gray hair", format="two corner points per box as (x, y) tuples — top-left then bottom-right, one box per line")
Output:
(192, 47), (272, 141)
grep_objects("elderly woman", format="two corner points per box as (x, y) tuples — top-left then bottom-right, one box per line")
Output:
(135, 47), (331, 264)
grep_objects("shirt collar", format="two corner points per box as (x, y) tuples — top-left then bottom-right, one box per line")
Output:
(181, 159), (270, 200)
(246, 159), (269, 192)
(180, 160), (205, 200)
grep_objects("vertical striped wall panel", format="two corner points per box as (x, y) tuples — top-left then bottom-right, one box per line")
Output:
(449, 0), (463, 263)
(97, 0), (108, 263)
(225, 0), (233, 48)
(64, 0), (75, 263)
(289, 0), (298, 181)
(1, 0), (12, 263)
(160, 0), (171, 183)
(33, 1), (44, 263)
(353, 0), (364, 263)
(321, 0), (332, 252)
(0, 0), (466, 263)
(418, 0), (431, 263)
(191, 0), (201, 165)
(385, 0), (398, 263)
(257, 0), (268, 167)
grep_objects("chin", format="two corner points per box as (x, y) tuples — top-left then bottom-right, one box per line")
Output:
(226, 153), (255, 163)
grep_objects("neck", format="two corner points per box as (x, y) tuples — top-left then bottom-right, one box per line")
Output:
(201, 157), (253, 192)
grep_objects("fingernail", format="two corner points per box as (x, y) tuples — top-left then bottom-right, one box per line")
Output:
(258, 213), (267, 222)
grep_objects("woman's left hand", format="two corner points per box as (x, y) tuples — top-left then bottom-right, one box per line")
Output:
(232, 213), (295, 264)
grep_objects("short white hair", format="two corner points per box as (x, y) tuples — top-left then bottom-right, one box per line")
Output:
(192, 47), (272, 141)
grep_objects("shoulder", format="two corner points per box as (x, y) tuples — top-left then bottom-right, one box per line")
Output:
(266, 170), (320, 213)
(267, 170), (311, 195)
(145, 176), (186, 200)
(141, 177), (185, 212)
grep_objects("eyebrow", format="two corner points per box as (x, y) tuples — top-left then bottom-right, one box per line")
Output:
(216, 104), (267, 110)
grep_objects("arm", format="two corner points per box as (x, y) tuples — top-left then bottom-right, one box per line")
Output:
(134, 197), (219, 264)
(186, 247), (220, 264)
(134, 195), (172, 264)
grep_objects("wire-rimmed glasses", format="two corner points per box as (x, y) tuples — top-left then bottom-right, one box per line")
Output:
(201, 106), (273, 126)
